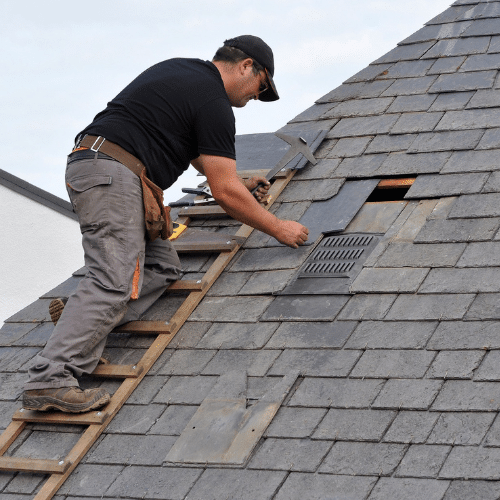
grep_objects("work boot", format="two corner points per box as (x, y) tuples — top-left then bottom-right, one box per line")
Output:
(22, 386), (110, 413)
(49, 298), (67, 325)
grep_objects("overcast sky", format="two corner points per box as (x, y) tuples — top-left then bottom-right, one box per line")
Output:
(1, 0), (453, 203)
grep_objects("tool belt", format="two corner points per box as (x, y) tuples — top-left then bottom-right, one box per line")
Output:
(75, 135), (173, 241)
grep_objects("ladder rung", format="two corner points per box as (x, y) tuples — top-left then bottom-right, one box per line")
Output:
(114, 320), (176, 333)
(91, 364), (143, 378)
(12, 409), (108, 425)
(167, 280), (206, 292)
(0, 456), (71, 474)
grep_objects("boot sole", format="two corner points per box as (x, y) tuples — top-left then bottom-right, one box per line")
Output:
(23, 393), (110, 413)
(49, 299), (66, 325)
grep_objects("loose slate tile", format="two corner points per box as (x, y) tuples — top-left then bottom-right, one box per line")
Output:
(153, 376), (218, 405)
(268, 349), (361, 377)
(380, 76), (438, 96)
(105, 404), (166, 434)
(289, 377), (384, 408)
(369, 477), (450, 500)
(427, 350), (485, 379)
(427, 56), (467, 75)
(441, 149), (500, 173)
(158, 349), (216, 376)
(322, 97), (393, 119)
(319, 442), (406, 476)
(429, 91), (474, 111)
(372, 379), (443, 410)
(229, 246), (311, 272)
(376, 242), (466, 268)
(201, 350), (280, 377)
(463, 17), (500, 36)
(474, 350), (500, 380)
(406, 173), (488, 198)
(432, 380), (500, 411)
(429, 412), (495, 445)
(395, 444), (451, 478)
(478, 128), (500, 149)
(365, 133), (417, 153)
(0, 323), (37, 346)
(385, 294), (474, 320)
(371, 41), (436, 64)
(275, 473), (377, 500)
(350, 350), (436, 379)
(186, 469), (286, 500)
(408, 130), (484, 153)
(440, 447), (500, 480)
(429, 320), (500, 349)
(458, 241), (500, 267)
(350, 268), (429, 294)
(316, 80), (395, 104)
(276, 178), (344, 202)
(148, 405), (198, 436)
(429, 70), (496, 93)
(265, 407), (327, 438)
(326, 136), (373, 158)
(312, 408), (396, 441)
(261, 295), (350, 321)
(377, 152), (450, 176)
(265, 321), (356, 349)
(423, 37), (491, 59)
(419, 267), (500, 293)
(345, 321), (436, 349)
(466, 293), (500, 320)
(390, 112), (444, 135)
(387, 94), (438, 113)
(58, 465), (123, 497)
(248, 438), (331, 472)
(196, 322), (278, 350)
(383, 411), (440, 444)
(328, 114), (400, 138)
(189, 296), (274, 322)
(337, 294), (397, 320)
(443, 480), (500, 500)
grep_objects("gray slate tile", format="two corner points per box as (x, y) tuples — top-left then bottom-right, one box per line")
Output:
(322, 97), (393, 118)
(432, 380), (500, 411)
(429, 91), (474, 111)
(457, 2), (500, 21)
(288, 102), (336, 123)
(368, 477), (450, 500)
(377, 152), (450, 176)
(383, 411), (440, 444)
(58, 465), (123, 497)
(319, 442), (406, 475)
(238, 270), (295, 295)
(429, 320), (500, 349)
(428, 412), (495, 445)
(158, 349), (216, 375)
(382, 60), (436, 79)
(387, 94), (437, 113)
(201, 350), (280, 376)
(265, 407), (327, 438)
(450, 193), (500, 218)
(166, 322), (212, 349)
(105, 404), (165, 434)
(265, 321), (356, 349)
(466, 293), (500, 320)
(467, 89), (500, 109)
(0, 372), (26, 401)
(406, 173), (488, 198)
(350, 268), (429, 293)
(317, 80), (395, 104)
(230, 246), (311, 272)
(189, 296), (274, 322)
(326, 136), (373, 158)
(423, 37), (491, 58)
(428, 56), (467, 75)
(484, 414), (500, 446)
(268, 349), (361, 377)
(248, 438), (331, 472)
(437, 107), (500, 131)
(127, 375), (169, 405)
(4, 299), (52, 323)
(477, 128), (500, 149)
(343, 63), (394, 83)
(371, 41), (436, 64)
(419, 267), (500, 293)
(4, 473), (44, 495)
(395, 444), (451, 478)
(205, 271), (249, 296)
(0, 323), (37, 346)
(372, 379), (443, 410)
(442, 149), (500, 173)
(415, 217), (499, 243)
(440, 447), (500, 479)
(277, 178), (344, 202)
(196, 322), (278, 350)
(380, 76), (438, 96)
(148, 405), (198, 436)
(474, 350), (500, 380)
(293, 158), (341, 179)
(427, 350), (485, 379)
(328, 114), (400, 138)
(443, 480), (500, 500)
(365, 133), (416, 154)
(407, 130), (484, 153)
(427, 5), (474, 25)
(153, 376), (218, 404)
(333, 153), (387, 177)
(312, 408), (396, 441)
(391, 112), (443, 135)
(402, 23), (472, 45)
(463, 18), (500, 36)
(490, 34), (500, 53)
(337, 294), (397, 320)
(289, 377), (384, 408)
(429, 70), (496, 93)
(458, 241), (500, 266)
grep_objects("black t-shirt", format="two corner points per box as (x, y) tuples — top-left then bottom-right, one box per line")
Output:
(79, 58), (236, 190)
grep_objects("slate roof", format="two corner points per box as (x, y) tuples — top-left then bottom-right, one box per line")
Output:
(4, 1), (500, 498)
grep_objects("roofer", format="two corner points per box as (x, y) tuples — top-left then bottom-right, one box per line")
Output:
(22, 35), (309, 413)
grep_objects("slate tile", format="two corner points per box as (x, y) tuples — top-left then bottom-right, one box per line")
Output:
(264, 407), (327, 438)
(265, 321), (356, 349)
(0, 323), (37, 346)
(427, 350), (485, 379)
(261, 295), (350, 321)
(277, 178), (344, 202)
(157, 349), (216, 376)
(429, 91), (474, 111)
(440, 447), (500, 479)
(237, 270), (295, 296)
(484, 414), (500, 447)
(478, 128), (500, 150)
(373, 379), (443, 410)
(429, 321), (500, 349)
(186, 469), (286, 500)
(126, 375), (169, 405)
(289, 377), (384, 408)
(328, 114), (400, 138)
(429, 412), (495, 445)
(337, 294), (397, 320)
(426, 5), (473, 25)
(391, 112), (444, 135)
(4, 473), (44, 495)
(458, 2), (500, 21)
(333, 153), (387, 177)
(350, 267), (429, 293)
(466, 293), (500, 320)
(458, 241), (500, 267)
(395, 444), (451, 478)
(0, 472), (15, 492)
(463, 18), (500, 36)
(437, 108), (500, 131)
(275, 473), (377, 500)
(310, 139), (337, 160)
(387, 95), (438, 113)
(201, 350), (280, 376)
(230, 246), (311, 272)
(106, 466), (202, 499)
(0, 372), (27, 401)
(319, 442), (406, 475)
(419, 267), (500, 293)
(467, 90), (500, 110)
(196, 322), (278, 350)
(166, 322), (211, 349)
(316, 80), (395, 104)
(343, 63), (394, 84)
(380, 76), (438, 96)
(5, 299), (52, 323)
(385, 59), (438, 79)
(429, 70), (496, 93)
(490, 34), (500, 53)
(58, 465), (123, 497)
(377, 152), (450, 176)
(293, 158), (341, 180)
(351, 350), (436, 379)
(408, 130), (484, 153)
(427, 55), (467, 75)
(312, 408), (396, 441)
(269, 201), (311, 222)
(248, 438), (331, 472)
(406, 173), (488, 198)
(0, 402), (21, 431)
(147, 405), (197, 436)
(474, 350), (500, 380)
(268, 349), (361, 377)
(325, 136), (373, 158)
(205, 271), (249, 296)
(483, 171), (500, 193)
(364, 133), (416, 153)
(385, 294), (474, 320)
(189, 296), (274, 322)
(288, 102), (336, 123)
(441, 149), (500, 173)
(9, 430), (79, 461)
(322, 97), (393, 119)
(345, 321), (436, 349)
(368, 477), (450, 500)
(376, 242), (466, 268)
(371, 41), (436, 64)
(443, 480), (500, 500)
(432, 380), (500, 411)
(277, 119), (339, 134)
(383, 411), (440, 444)
(87, 434), (176, 465)
(105, 403), (165, 434)
(0, 347), (39, 372)
(153, 376), (217, 405)
(423, 37), (491, 59)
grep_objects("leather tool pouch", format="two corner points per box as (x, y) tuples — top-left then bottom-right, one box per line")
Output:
(140, 168), (173, 241)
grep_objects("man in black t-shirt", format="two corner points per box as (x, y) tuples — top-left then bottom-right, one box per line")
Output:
(23, 35), (309, 413)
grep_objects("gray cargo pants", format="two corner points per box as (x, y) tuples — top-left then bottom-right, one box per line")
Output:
(25, 155), (182, 390)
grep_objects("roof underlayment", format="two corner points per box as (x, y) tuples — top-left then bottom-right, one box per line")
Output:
(5, 0), (500, 497)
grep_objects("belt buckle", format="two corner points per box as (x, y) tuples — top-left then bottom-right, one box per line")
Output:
(91, 136), (106, 152)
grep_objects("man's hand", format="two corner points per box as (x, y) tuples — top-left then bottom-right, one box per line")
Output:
(275, 220), (309, 249)
(241, 176), (270, 202)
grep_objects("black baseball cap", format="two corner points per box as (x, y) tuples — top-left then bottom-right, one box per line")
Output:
(223, 35), (279, 102)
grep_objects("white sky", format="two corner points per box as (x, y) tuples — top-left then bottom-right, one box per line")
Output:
(1, 0), (453, 203)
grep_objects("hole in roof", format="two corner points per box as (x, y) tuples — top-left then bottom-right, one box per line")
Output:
(366, 177), (415, 203)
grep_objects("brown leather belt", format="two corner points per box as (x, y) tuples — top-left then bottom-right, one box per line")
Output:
(75, 135), (144, 177)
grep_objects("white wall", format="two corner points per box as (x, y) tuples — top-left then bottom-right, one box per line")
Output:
(0, 185), (84, 324)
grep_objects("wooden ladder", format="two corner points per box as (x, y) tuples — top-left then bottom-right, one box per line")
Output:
(0, 168), (295, 499)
